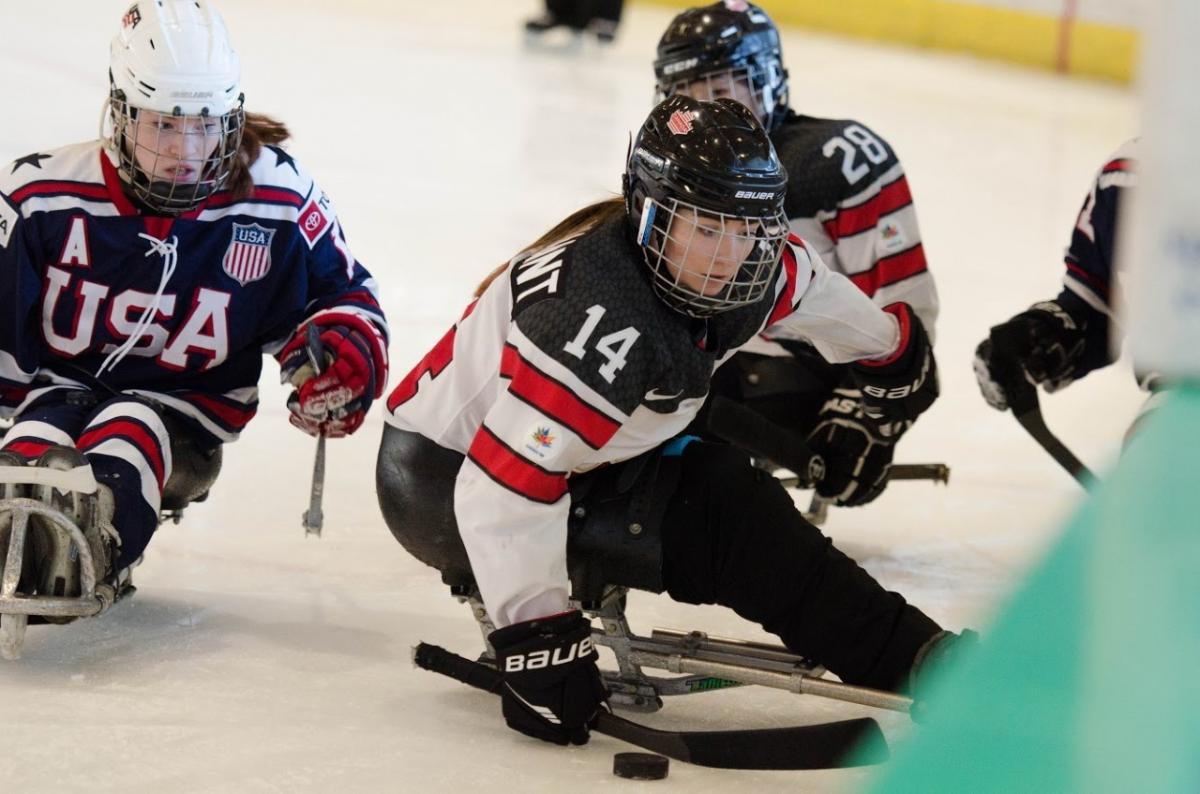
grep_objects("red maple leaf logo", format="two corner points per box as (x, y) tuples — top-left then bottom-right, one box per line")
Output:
(667, 110), (694, 136)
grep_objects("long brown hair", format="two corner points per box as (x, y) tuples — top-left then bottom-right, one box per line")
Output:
(473, 197), (627, 297)
(226, 112), (292, 200)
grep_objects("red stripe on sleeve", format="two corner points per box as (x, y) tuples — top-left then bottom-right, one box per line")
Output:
(9, 181), (110, 206)
(822, 177), (913, 241)
(856, 303), (911, 368)
(182, 392), (258, 431)
(467, 426), (568, 504)
(500, 345), (620, 449)
(765, 246), (799, 328)
(1103, 159), (1132, 173)
(1065, 261), (1110, 299)
(849, 244), (928, 297)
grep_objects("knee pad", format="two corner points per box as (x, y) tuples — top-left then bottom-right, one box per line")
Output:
(376, 426), (474, 587)
(566, 449), (682, 600)
(160, 430), (222, 512)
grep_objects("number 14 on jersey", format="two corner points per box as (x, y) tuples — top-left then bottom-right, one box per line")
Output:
(563, 304), (641, 384)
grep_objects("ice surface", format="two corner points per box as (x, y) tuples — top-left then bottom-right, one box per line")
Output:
(0, 1), (1139, 791)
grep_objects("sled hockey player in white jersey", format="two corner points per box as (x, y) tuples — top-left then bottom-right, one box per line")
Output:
(654, 1), (939, 507)
(378, 96), (971, 747)
(0, 1), (387, 656)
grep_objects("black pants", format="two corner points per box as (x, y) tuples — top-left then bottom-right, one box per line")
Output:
(543, 0), (624, 28)
(376, 427), (940, 692)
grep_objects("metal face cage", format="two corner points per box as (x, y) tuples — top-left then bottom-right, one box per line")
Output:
(638, 196), (788, 318)
(106, 91), (245, 214)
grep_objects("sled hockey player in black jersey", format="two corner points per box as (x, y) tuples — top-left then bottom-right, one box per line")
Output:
(378, 95), (971, 749)
(974, 140), (1144, 412)
(653, 2), (939, 508)
(0, 1), (388, 658)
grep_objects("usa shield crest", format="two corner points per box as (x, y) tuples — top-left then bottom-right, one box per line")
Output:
(222, 222), (275, 286)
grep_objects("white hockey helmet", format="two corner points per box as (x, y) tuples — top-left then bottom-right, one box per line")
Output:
(105, 1), (246, 213)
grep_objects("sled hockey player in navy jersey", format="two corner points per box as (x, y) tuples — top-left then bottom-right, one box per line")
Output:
(0, 0), (387, 654)
(653, 2), (938, 508)
(378, 95), (971, 747)
(974, 140), (1145, 414)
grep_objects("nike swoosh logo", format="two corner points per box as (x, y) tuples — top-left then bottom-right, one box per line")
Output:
(645, 389), (683, 401)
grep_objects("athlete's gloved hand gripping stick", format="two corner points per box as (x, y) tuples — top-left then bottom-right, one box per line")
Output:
(974, 305), (1093, 487)
(488, 611), (608, 746)
(708, 305), (947, 499)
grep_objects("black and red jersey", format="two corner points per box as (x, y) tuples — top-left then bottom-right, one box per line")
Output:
(769, 114), (936, 341)
(384, 215), (904, 627)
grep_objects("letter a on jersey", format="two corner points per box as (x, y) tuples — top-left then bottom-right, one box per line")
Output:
(59, 216), (92, 266)
(222, 222), (275, 286)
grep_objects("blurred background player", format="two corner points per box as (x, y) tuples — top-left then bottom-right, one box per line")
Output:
(524, 0), (625, 44)
(974, 140), (1143, 419)
(0, 1), (387, 613)
(377, 95), (967, 748)
(655, 1), (938, 507)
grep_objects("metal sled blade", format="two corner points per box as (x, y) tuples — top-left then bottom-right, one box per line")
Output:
(0, 497), (118, 659)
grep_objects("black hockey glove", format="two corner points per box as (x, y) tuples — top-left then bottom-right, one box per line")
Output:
(489, 611), (608, 746)
(807, 388), (909, 507)
(850, 303), (938, 424)
(973, 301), (1087, 411)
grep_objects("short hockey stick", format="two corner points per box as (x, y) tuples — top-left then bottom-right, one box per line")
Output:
(412, 642), (889, 770)
(1005, 378), (1093, 488)
(301, 325), (327, 537)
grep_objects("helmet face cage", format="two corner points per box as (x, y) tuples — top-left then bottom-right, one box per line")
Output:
(662, 62), (785, 130)
(107, 89), (245, 214)
(639, 196), (788, 318)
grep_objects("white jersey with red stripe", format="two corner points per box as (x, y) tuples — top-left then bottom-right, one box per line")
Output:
(384, 214), (902, 627)
(0, 140), (388, 445)
(766, 114), (937, 343)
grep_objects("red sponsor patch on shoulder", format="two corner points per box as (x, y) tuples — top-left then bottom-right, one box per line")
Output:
(298, 197), (331, 246)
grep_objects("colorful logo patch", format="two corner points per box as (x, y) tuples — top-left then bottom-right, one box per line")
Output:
(222, 222), (275, 286)
(667, 110), (694, 136)
(879, 222), (908, 253)
(524, 424), (559, 461)
(531, 427), (555, 448)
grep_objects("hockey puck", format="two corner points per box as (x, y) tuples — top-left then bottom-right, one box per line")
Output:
(613, 752), (669, 780)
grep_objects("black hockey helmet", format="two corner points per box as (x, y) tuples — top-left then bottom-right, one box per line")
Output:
(624, 95), (789, 318)
(654, 1), (789, 131)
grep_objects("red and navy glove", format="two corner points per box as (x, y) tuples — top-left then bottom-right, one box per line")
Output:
(851, 303), (938, 424)
(279, 316), (386, 438)
(489, 611), (608, 746)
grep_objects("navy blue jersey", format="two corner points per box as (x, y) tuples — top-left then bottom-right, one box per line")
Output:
(1057, 138), (1137, 379)
(0, 140), (388, 443)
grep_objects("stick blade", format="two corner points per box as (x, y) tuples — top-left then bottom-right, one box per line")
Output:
(599, 712), (889, 770)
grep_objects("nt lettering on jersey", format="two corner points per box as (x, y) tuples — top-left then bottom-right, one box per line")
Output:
(510, 234), (582, 312)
